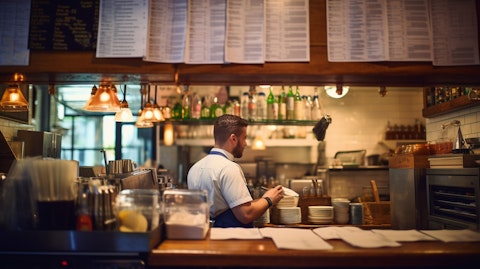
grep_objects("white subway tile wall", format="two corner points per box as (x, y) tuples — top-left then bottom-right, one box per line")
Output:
(425, 105), (480, 143)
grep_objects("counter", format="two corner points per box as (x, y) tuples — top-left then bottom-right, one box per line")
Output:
(149, 235), (480, 268)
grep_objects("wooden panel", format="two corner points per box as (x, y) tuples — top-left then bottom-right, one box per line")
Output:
(0, 0), (479, 86)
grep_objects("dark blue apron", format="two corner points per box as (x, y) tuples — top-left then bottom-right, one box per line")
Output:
(209, 150), (254, 228)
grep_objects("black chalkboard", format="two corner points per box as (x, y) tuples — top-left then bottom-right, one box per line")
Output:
(29, 0), (99, 51)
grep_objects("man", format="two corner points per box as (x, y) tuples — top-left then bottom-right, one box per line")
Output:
(187, 114), (284, 228)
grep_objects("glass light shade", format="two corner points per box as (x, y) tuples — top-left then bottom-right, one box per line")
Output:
(83, 84), (121, 112)
(325, 85), (349, 99)
(115, 108), (134, 122)
(0, 85), (29, 112)
(152, 104), (164, 122)
(142, 103), (155, 122)
(135, 109), (153, 128)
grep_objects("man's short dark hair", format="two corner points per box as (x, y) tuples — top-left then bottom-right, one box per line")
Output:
(213, 114), (248, 145)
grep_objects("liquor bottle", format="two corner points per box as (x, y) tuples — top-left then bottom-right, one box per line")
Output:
(286, 85), (295, 120)
(256, 91), (267, 120)
(200, 96), (211, 119)
(182, 93), (190, 119)
(294, 86), (303, 120)
(303, 95), (311, 121)
(210, 96), (224, 118)
(241, 92), (249, 119)
(190, 92), (201, 119)
(172, 101), (182, 119)
(311, 89), (322, 120)
(248, 92), (257, 121)
(278, 86), (286, 120)
(267, 86), (278, 120)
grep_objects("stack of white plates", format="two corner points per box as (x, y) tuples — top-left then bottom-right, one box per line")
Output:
(276, 195), (299, 208)
(308, 206), (333, 224)
(270, 207), (301, 224)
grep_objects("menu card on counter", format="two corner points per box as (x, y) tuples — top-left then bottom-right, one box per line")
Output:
(29, 0), (99, 51)
(144, 0), (187, 63)
(96, 0), (148, 58)
(0, 0), (30, 65)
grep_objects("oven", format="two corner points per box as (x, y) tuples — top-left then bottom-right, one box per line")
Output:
(426, 168), (480, 231)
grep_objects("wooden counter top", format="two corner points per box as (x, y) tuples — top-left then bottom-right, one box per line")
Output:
(149, 236), (480, 268)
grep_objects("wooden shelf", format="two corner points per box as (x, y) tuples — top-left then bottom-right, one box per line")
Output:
(422, 95), (480, 118)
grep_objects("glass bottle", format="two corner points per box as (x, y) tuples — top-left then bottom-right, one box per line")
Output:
(200, 96), (211, 119)
(172, 101), (182, 119)
(267, 86), (278, 120)
(241, 92), (249, 119)
(278, 86), (287, 120)
(182, 93), (190, 119)
(190, 92), (201, 119)
(303, 95), (311, 121)
(294, 86), (303, 120)
(286, 85), (295, 120)
(210, 96), (224, 118)
(311, 89), (322, 120)
(256, 91), (267, 121)
(248, 92), (257, 121)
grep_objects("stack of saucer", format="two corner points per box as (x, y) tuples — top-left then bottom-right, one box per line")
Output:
(276, 195), (299, 208)
(270, 207), (301, 224)
(332, 198), (350, 224)
(307, 206), (333, 224)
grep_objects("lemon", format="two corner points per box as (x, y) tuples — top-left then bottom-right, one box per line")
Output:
(117, 209), (148, 232)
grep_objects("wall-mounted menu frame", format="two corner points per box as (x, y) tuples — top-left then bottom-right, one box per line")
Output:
(0, 85), (30, 124)
(29, 0), (99, 51)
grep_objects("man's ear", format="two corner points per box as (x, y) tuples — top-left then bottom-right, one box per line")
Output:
(230, 133), (237, 143)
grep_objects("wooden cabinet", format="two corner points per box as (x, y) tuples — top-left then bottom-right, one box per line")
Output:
(1, 0), (480, 86)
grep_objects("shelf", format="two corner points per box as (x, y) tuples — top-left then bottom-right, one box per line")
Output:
(175, 138), (317, 147)
(168, 119), (319, 126)
(422, 95), (480, 118)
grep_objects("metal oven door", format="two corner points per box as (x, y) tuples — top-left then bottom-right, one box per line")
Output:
(426, 168), (480, 231)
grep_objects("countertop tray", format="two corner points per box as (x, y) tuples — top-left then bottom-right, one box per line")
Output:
(0, 226), (163, 253)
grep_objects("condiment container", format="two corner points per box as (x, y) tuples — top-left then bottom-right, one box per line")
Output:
(114, 189), (160, 232)
(163, 189), (209, 239)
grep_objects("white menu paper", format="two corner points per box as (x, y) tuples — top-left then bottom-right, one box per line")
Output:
(430, 0), (479, 66)
(260, 227), (333, 250)
(96, 0), (148, 58)
(185, 0), (226, 64)
(265, 0), (310, 62)
(0, 0), (30, 66)
(225, 0), (265, 64)
(144, 0), (188, 63)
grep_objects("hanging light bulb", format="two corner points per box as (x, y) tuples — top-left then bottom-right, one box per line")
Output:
(115, 85), (134, 122)
(163, 122), (174, 146)
(151, 85), (165, 122)
(0, 84), (29, 112)
(83, 84), (121, 112)
(135, 84), (153, 128)
(251, 128), (266, 150)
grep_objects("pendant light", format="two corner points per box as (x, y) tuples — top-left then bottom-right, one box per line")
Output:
(135, 85), (153, 128)
(114, 85), (134, 122)
(0, 84), (29, 112)
(83, 84), (121, 112)
(151, 85), (165, 123)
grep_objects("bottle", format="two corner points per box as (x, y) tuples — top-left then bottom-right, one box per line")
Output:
(182, 93), (190, 119)
(190, 92), (201, 119)
(311, 89), (322, 120)
(267, 86), (278, 120)
(224, 99), (233, 115)
(172, 101), (182, 119)
(232, 98), (241, 117)
(278, 86), (287, 120)
(76, 179), (93, 231)
(286, 85), (295, 120)
(303, 95), (311, 121)
(200, 96), (211, 119)
(293, 86), (303, 120)
(256, 91), (267, 120)
(248, 92), (257, 121)
(241, 92), (249, 119)
(163, 98), (172, 120)
(210, 96), (224, 118)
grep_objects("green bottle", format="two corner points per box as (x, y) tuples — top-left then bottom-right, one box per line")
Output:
(200, 96), (211, 119)
(278, 86), (286, 120)
(210, 96), (224, 119)
(267, 86), (278, 120)
(286, 85), (295, 120)
(294, 86), (303, 120)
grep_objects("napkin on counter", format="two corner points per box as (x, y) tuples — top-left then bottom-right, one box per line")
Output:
(210, 228), (263, 240)
(313, 226), (363, 240)
(371, 229), (436, 242)
(260, 227), (333, 250)
(420, 229), (480, 243)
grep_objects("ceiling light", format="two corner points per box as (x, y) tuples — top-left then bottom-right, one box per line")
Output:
(251, 130), (266, 150)
(325, 85), (349, 99)
(135, 84), (153, 128)
(0, 84), (29, 112)
(115, 85), (134, 122)
(83, 84), (121, 112)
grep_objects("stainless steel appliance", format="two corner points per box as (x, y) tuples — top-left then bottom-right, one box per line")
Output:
(426, 168), (480, 231)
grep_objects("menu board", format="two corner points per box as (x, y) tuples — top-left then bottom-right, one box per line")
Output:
(29, 0), (99, 51)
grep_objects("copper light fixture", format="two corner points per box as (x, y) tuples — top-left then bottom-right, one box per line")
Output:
(83, 84), (121, 112)
(135, 85), (153, 128)
(0, 84), (29, 112)
(114, 85), (134, 122)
